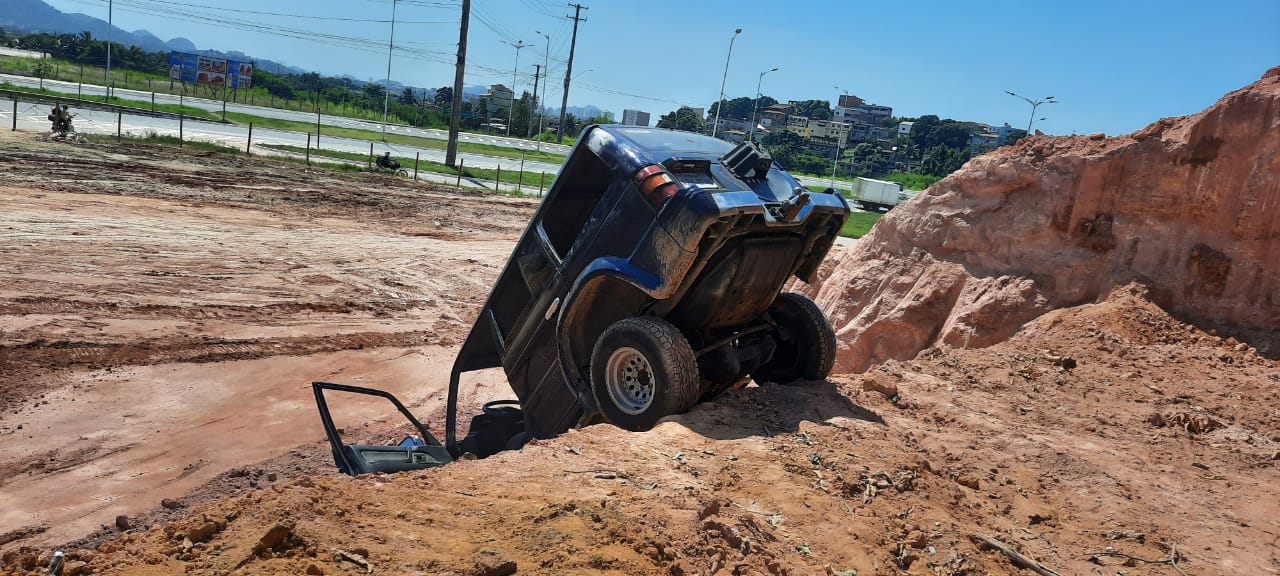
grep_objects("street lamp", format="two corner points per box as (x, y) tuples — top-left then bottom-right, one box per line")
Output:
(748, 67), (778, 143)
(504, 40), (529, 136)
(830, 85), (849, 189)
(1005, 91), (1057, 134)
(711, 27), (742, 139)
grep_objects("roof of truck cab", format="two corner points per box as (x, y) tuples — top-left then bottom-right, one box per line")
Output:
(594, 125), (735, 160)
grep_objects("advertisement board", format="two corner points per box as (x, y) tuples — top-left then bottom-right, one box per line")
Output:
(168, 52), (252, 89)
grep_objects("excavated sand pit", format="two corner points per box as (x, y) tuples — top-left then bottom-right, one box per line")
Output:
(2, 68), (1278, 575)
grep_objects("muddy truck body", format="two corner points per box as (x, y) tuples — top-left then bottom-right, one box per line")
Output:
(315, 125), (849, 475)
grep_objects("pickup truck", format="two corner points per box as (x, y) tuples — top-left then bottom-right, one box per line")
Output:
(314, 125), (849, 475)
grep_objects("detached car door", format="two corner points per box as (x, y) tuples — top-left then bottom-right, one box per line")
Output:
(312, 382), (453, 476)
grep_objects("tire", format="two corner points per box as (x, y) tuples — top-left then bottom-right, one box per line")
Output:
(752, 293), (836, 384)
(590, 317), (701, 431)
(396, 169), (409, 177)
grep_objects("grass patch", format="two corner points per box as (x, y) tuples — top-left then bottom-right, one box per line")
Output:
(261, 144), (554, 192)
(839, 211), (883, 238)
(223, 112), (566, 164)
(880, 172), (940, 191)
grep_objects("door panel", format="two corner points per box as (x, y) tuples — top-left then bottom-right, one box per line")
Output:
(312, 382), (453, 476)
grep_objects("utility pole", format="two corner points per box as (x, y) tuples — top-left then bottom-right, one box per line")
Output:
(104, 0), (112, 98)
(382, 0), (399, 136)
(446, 0), (471, 167)
(528, 64), (541, 138)
(535, 30), (551, 147)
(503, 40), (528, 136)
(558, 3), (587, 144)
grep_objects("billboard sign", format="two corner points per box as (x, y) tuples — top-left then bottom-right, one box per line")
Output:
(169, 52), (253, 90)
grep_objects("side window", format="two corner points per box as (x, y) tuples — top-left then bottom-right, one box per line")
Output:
(539, 150), (612, 258)
(516, 238), (554, 295)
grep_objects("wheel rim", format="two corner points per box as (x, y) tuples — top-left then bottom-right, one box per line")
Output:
(605, 346), (655, 415)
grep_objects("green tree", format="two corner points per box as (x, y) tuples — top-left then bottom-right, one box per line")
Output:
(32, 61), (53, 89)
(433, 86), (453, 108)
(909, 114), (940, 148)
(398, 87), (417, 105)
(1002, 128), (1028, 146)
(656, 107), (706, 132)
(708, 96), (754, 120)
(791, 99), (831, 120)
(928, 122), (972, 150)
(511, 91), (533, 135)
(361, 82), (386, 104)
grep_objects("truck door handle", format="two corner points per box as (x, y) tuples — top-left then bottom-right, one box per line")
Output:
(544, 297), (561, 320)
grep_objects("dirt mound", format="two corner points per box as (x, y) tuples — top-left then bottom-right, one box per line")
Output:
(816, 67), (1280, 373)
(5, 285), (1277, 575)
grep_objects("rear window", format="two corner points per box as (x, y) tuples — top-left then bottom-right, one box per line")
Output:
(613, 127), (734, 155)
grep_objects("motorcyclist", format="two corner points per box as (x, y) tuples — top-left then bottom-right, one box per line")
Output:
(48, 104), (74, 135)
(376, 152), (401, 170)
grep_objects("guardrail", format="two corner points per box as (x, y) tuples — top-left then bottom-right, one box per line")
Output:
(0, 87), (204, 122)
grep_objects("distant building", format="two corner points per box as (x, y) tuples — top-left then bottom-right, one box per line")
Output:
(711, 116), (751, 136)
(757, 103), (793, 129)
(481, 84), (513, 117)
(897, 121), (914, 137)
(837, 94), (865, 109)
(685, 107), (706, 121)
(622, 109), (651, 127)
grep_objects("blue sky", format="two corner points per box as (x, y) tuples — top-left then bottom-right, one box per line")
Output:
(43, 0), (1280, 135)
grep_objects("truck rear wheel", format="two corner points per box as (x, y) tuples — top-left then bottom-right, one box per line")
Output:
(752, 293), (836, 384)
(590, 317), (700, 431)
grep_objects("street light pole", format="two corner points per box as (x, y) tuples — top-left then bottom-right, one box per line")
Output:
(711, 27), (742, 139)
(381, 0), (398, 136)
(504, 40), (528, 136)
(748, 67), (777, 143)
(831, 85), (849, 189)
(1005, 90), (1057, 134)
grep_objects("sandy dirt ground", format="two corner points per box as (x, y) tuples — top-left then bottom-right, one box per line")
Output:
(1, 130), (1278, 576)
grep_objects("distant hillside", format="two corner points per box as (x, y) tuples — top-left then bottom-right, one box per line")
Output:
(0, 0), (301, 74)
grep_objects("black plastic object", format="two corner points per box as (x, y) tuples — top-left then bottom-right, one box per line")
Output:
(458, 400), (526, 458)
(720, 141), (773, 180)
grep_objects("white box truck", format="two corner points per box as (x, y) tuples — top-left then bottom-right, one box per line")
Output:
(851, 177), (904, 212)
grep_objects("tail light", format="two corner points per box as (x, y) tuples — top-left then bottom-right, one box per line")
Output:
(633, 164), (679, 208)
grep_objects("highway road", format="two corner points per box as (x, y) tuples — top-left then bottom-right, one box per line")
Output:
(0, 73), (572, 155)
(3, 97), (564, 192)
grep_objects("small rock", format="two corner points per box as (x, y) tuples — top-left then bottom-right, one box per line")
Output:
(1234, 343), (1248, 352)
(698, 499), (723, 520)
(955, 473), (980, 490)
(114, 515), (131, 531)
(160, 498), (184, 510)
(267, 472), (278, 482)
(186, 520), (222, 543)
(904, 530), (927, 549)
(62, 560), (89, 576)
(305, 563), (324, 575)
(253, 522), (294, 554)
(474, 550), (517, 576)
(1089, 132), (1105, 140)
(861, 374), (898, 400)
